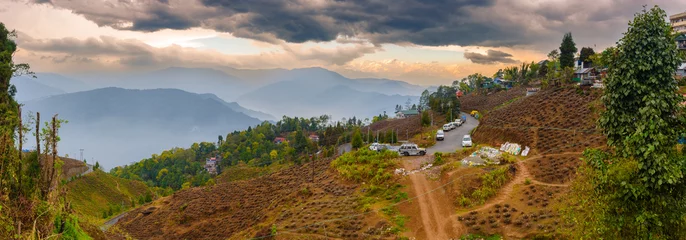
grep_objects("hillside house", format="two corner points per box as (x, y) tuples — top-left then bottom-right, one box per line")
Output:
(678, 63), (686, 77)
(493, 77), (513, 89)
(204, 157), (218, 175)
(677, 34), (686, 51)
(309, 134), (320, 142)
(395, 109), (419, 119)
(274, 137), (288, 144)
(574, 68), (596, 85)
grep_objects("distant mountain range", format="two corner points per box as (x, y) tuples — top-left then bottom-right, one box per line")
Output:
(14, 66), (429, 119)
(21, 88), (263, 169)
(11, 66), (433, 167)
(236, 68), (419, 119)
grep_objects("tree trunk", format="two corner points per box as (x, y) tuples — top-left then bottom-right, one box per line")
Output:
(17, 106), (22, 193)
(49, 115), (58, 201)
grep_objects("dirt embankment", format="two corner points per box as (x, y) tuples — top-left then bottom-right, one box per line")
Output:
(459, 87), (527, 114)
(472, 87), (605, 156)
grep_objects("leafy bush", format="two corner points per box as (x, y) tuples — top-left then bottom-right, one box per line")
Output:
(469, 167), (510, 205)
(331, 149), (398, 185)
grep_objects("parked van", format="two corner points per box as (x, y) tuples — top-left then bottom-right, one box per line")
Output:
(436, 130), (445, 141)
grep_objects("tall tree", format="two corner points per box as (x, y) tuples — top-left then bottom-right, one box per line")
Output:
(567, 6), (686, 239)
(419, 89), (430, 110)
(351, 128), (363, 149)
(559, 32), (578, 68)
(421, 110), (431, 127)
(579, 47), (596, 68)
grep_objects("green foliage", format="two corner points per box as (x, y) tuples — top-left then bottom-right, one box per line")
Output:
(427, 85), (461, 118)
(351, 128), (363, 149)
(111, 147), (214, 190)
(559, 32), (577, 68)
(547, 49), (560, 61)
(66, 170), (155, 222)
(579, 47), (596, 67)
(434, 152), (444, 165)
(471, 167), (509, 205)
(53, 214), (92, 240)
(331, 149), (398, 185)
(566, 6), (686, 239)
(421, 110), (431, 127)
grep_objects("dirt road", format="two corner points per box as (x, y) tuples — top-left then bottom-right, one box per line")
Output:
(403, 158), (464, 239)
(399, 113), (479, 239)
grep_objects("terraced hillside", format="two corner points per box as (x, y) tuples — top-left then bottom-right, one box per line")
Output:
(449, 86), (607, 238)
(113, 158), (393, 240)
(472, 87), (605, 156)
(459, 87), (527, 114)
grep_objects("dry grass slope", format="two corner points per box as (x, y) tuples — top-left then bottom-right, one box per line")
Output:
(114, 158), (392, 240)
(472, 87), (605, 156)
(459, 87), (527, 114)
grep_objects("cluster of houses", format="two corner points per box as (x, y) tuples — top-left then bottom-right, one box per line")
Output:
(204, 156), (220, 175)
(272, 134), (319, 145)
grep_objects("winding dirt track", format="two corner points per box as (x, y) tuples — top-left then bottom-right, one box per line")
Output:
(403, 158), (464, 239)
(402, 152), (581, 239)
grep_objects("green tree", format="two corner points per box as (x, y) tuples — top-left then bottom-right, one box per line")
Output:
(559, 32), (577, 68)
(538, 61), (548, 77)
(566, 6), (686, 239)
(579, 47), (595, 67)
(351, 128), (363, 149)
(547, 49), (559, 61)
(419, 89), (431, 110)
(421, 110), (431, 127)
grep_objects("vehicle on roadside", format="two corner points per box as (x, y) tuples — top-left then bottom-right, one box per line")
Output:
(375, 144), (391, 152)
(443, 123), (452, 131)
(369, 142), (380, 151)
(454, 119), (463, 126)
(462, 135), (473, 147)
(398, 143), (426, 156)
(436, 130), (445, 141)
(369, 143), (391, 152)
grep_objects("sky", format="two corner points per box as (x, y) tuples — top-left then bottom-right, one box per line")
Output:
(1, 0), (684, 86)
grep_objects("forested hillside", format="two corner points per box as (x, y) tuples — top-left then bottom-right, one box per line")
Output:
(110, 115), (369, 189)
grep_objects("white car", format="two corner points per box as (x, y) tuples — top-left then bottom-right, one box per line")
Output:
(436, 130), (445, 141)
(454, 119), (463, 126)
(462, 135), (473, 147)
(443, 124), (452, 131)
(369, 143), (380, 151)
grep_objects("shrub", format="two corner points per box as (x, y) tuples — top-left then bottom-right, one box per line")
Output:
(434, 152), (444, 165)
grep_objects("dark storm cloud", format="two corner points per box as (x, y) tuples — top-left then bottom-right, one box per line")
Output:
(28, 0), (686, 49)
(463, 50), (517, 64)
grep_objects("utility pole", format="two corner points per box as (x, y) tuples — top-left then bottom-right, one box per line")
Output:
(80, 149), (84, 162)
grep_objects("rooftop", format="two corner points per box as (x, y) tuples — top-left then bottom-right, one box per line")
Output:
(670, 11), (686, 20)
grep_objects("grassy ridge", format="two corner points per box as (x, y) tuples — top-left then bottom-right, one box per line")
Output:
(66, 171), (154, 224)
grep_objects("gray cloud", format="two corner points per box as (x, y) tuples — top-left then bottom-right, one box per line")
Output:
(15, 31), (379, 71)
(463, 50), (517, 64)
(27, 0), (686, 51)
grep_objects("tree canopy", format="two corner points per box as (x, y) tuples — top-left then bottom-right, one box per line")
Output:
(559, 33), (577, 68)
(567, 6), (686, 239)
